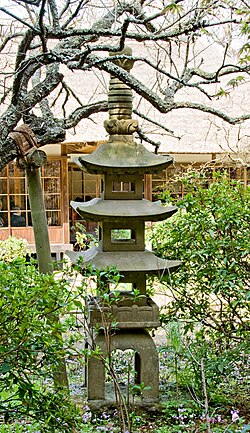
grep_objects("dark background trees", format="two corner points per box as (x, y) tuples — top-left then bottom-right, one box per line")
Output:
(0, 0), (249, 171)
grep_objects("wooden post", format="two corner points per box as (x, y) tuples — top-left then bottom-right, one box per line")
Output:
(10, 125), (69, 390)
(26, 164), (52, 274)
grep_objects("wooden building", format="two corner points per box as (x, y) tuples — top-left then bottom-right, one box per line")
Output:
(0, 138), (249, 258)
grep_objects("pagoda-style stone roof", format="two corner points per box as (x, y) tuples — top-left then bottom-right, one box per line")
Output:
(66, 247), (181, 275)
(71, 198), (178, 222)
(73, 139), (173, 174)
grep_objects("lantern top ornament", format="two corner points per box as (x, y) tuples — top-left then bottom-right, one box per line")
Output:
(74, 47), (173, 174)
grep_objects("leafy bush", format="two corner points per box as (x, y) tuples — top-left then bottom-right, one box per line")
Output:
(0, 256), (125, 432)
(0, 257), (83, 431)
(159, 321), (250, 411)
(72, 222), (97, 251)
(151, 171), (250, 342)
(150, 171), (250, 409)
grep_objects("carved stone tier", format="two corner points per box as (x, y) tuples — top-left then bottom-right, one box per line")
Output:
(87, 296), (160, 329)
(104, 118), (138, 135)
(71, 198), (177, 222)
(67, 247), (181, 275)
(73, 139), (173, 175)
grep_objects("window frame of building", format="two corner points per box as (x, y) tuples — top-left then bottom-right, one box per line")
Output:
(149, 162), (249, 202)
(0, 157), (70, 246)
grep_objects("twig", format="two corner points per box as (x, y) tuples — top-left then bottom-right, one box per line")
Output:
(201, 358), (211, 433)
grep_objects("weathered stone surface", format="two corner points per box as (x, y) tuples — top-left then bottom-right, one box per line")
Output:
(66, 247), (181, 275)
(71, 198), (178, 222)
(73, 140), (173, 174)
(87, 296), (161, 329)
(67, 46), (181, 405)
(104, 118), (138, 135)
(87, 330), (159, 402)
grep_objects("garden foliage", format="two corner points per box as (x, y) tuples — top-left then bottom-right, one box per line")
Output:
(0, 244), (84, 431)
(0, 237), (31, 261)
(151, 171), (250, 342)
(1, 168), (250, 433)
(150, 171), (250, 415)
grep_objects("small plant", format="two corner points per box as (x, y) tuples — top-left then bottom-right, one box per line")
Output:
(0, 236), (31, 261)
(73, 222), (97, 251)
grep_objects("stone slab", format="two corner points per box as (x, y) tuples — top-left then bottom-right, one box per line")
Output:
(73, 140), (173, 174)
(71, 198), (178, 222)
(66, 247), (181, 275)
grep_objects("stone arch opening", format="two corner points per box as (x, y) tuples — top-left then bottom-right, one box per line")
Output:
(105, 348), (140, 402)
(87, 330), (159, 403)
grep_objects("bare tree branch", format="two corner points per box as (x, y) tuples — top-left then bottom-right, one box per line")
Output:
(45, 18), (241, 42)
(133, 108), (175, 135)
(47, 0), (60, 30)
(15, 0), (42, 5)
(0, 7), (40, 32)
(0, 0), (249, 172)
(65, 101), (108, 129)
(0, 32), (24, 53)
(11, 29), (35, 105)
(62, 0), (89, 30)
(38, 0), (47, 52)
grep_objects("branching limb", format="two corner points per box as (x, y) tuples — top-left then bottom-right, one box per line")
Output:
(133, 108), (175, 135)
(23, 113), (66, 145)
(0, 135), (21, 171)
(47, 0), (61, 30)
(0, 32), (24, 53)
(65, 101), (108, 129)
(38, 0), (47, 52)
(71, 51), (248, 99)
(136, 129), (161, 153)
(11, 29), (35, 105)
(173, 101), (250, 124)
(0, 0), (249, 172)
(13, 0), (42, 5)
(62, 0), (89, 30)
(46, 17), (241, 42)
(58, 0), (71, 20)
(88, 56), (250, 124)
(0, 7), (40, 32)
(18, 65), (63, 114)
(61, 80), (86, 108)
(32, 66), (54, 117)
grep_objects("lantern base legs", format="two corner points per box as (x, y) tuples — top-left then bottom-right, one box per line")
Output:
(87, 329), (159, 405)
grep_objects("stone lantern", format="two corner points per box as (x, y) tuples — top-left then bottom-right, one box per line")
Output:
(67, 47), (181, 405)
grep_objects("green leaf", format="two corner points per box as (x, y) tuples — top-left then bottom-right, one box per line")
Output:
(215, 87), (230, 98)
(73, 299), (83, 309)
(0, 362), (12, 374)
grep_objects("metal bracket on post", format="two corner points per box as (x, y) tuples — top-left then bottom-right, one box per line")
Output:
(9, 124), (47, 169)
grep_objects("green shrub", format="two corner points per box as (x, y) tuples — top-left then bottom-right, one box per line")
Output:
(0, 257), (83, 431)
(151, 170), (250, 408)
(151, 171), (250, 342)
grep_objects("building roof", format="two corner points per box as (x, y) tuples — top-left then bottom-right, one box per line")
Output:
(63, 41), (250, 157)
(0, 18), (249, 158)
